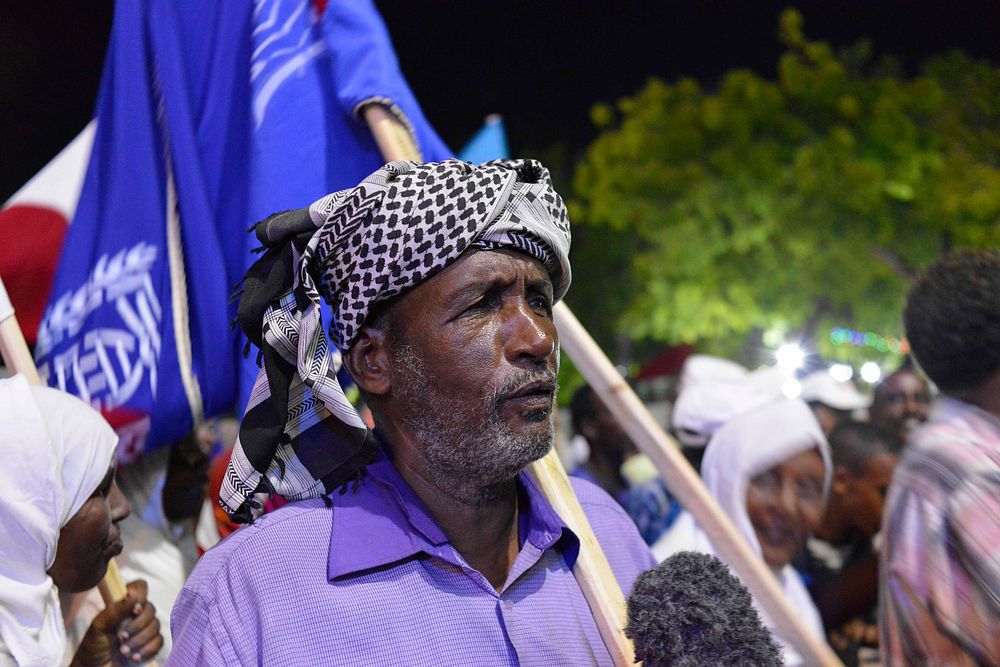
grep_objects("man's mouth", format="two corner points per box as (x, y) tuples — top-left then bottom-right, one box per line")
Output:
(504, 380), (556, 411)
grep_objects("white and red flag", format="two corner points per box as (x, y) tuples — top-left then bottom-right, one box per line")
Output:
(0, 122), (95, 345)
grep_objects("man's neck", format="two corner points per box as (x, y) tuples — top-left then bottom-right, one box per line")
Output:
(385, 440), (521, 592)
(954, 371), (1000, 420)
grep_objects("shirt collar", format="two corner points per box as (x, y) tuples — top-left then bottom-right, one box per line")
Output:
(327, 449), (580, 581)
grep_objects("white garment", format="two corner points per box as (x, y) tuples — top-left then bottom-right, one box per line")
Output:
(672, 375), (782, 447)
(0, 375), (118, 667)
(653, 397), (832, 666)
(799, 369), (870, 410)
(63, 446), (199, 662)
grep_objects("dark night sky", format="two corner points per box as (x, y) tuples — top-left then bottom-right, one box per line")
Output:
(2, 1), (998, 201)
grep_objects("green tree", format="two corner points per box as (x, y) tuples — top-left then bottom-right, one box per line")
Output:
(570, 9), (1000, 365)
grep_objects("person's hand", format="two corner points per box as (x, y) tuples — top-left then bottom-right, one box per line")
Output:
(72, 580), (163, 666)
(829, 617), (879, 652)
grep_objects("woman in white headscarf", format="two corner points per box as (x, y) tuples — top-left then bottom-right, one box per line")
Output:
(0, 374), (163, 666)
(653, 397), (832, 666)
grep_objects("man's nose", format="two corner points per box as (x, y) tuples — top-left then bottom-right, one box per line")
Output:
(503, 299), (556, 365)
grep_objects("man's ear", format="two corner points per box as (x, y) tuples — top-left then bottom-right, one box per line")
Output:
(344, 327), (392, 396)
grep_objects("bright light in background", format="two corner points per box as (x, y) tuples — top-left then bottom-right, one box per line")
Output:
(828, 363), (853, 382)
(776, 343), (805, 371)
(860, 362), (882, 384)
(782, 377), (802, 399)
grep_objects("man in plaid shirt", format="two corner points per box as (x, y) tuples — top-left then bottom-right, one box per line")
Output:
(880, 249), (1000, 666)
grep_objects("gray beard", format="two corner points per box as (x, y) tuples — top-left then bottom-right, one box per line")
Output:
(392, 345), (555, 506)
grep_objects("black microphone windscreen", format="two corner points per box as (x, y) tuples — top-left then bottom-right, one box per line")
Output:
(626, 551), (783, 667)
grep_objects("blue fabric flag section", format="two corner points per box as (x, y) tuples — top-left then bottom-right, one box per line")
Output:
(37, 0), (451, 458)
(35, 0), (251, 460)
(242, 0), (452, 407)
(459, 114), (510, 163)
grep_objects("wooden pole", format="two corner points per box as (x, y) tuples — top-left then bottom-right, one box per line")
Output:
(363, 105), (636, 666)
(0, 280), (41, 385)
(0, 276), (159, 667)
(554, 302), (843, 666)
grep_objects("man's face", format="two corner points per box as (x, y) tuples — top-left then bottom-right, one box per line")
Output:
(47, 465), (130, 592)
(746, 449), (826, 569)
(582, 396), (634, 462)
(870, 371), (931, 444)
(840, 452), (898, 538)
(386, 250), (559, 501)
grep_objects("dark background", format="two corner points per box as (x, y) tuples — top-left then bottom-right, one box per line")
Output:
(2, 1), (998, 201)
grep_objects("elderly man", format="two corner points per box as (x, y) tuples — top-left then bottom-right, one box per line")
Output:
(880, 249), (1000, 665)
(167, 160), (654, 666)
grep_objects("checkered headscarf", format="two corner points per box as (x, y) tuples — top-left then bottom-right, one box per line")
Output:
(223, 159), (572, 522)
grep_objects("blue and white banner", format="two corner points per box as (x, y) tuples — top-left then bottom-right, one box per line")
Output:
(37, 0), (451, 458)
(241, 0), (452, 406)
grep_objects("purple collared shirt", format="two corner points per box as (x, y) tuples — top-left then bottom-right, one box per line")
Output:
(168, 453), (654, 666)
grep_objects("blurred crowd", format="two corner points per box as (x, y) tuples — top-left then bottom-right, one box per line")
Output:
(1, 237), (997, 667)
(565, 359), (928, 666)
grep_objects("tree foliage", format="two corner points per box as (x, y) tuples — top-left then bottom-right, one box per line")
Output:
(570, 9), (1000, 364)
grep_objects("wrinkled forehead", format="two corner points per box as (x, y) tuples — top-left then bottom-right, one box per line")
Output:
(397, 247), (552, 305)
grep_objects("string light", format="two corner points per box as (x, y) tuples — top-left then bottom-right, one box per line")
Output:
(782, 377), (802, 398)
(860, 361), (882, 384)
(830, 327), (909, 355)
(828, 363), (853, 382)
(776, 343), (806, 371)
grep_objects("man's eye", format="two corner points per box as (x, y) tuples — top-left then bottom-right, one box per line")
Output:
(529, 296), (552, 313)
(466, 293), (501, 313)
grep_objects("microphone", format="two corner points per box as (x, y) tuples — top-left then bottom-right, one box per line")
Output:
(626, 551), (782, 666)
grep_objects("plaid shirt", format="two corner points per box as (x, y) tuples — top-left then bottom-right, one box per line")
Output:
(880, 396), (1000, 666)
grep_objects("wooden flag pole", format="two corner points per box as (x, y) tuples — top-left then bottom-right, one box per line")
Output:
(0, 277), (160, 667)
(0, 280), (41, 385)
(363, 105), (637, 667)
(553, 303), (843, 666)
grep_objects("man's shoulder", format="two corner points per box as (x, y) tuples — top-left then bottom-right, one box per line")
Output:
(899, 412), (1000, 495)
(185, 498), (332, 595)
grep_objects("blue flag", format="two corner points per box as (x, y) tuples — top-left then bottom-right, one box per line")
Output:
(459, 114), (510, 163)
(37, 0), (452, 458)
(242, 0), (452, 406)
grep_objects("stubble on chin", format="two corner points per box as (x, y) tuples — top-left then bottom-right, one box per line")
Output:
(393, 345), (555, 506)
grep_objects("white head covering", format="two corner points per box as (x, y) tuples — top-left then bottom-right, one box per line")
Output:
(700, 398), (832, 664)
(0, 374), (119, 667)
(672, 376), (781, 447)
(656, 398), (832, 665)
(701, 398), (832, 551)
(799, 370), (870, 410)
(677, 354), (747, 395)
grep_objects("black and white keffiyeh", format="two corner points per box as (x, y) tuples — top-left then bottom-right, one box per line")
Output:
(223, 159), (572, 522)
